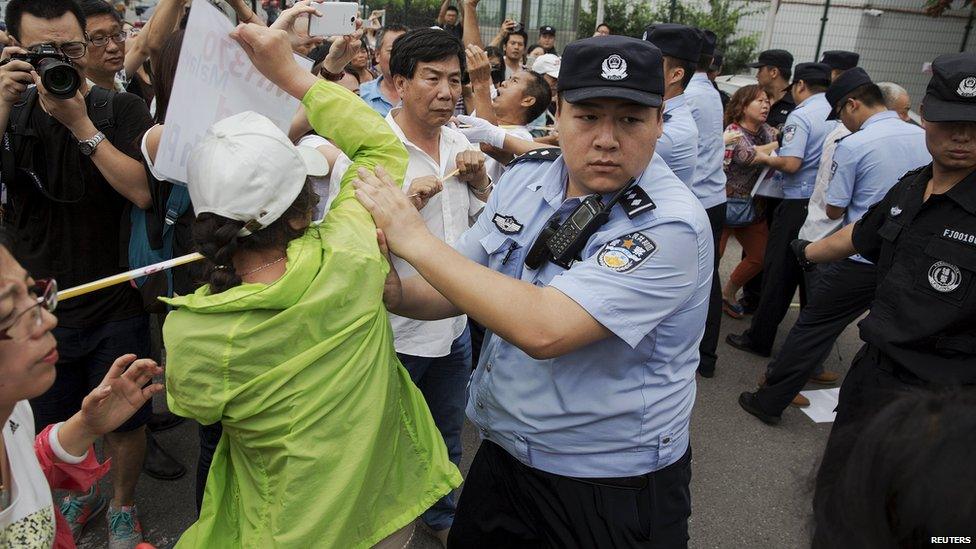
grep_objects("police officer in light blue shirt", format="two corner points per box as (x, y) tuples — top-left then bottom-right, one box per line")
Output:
(681, 28), (726, 377)
(353, 36), (712, 548)
(739, 69), (931, 424)
(727, 62), (837, 357)
(825, 77), (931, 228)
(643, 23), (701, 188)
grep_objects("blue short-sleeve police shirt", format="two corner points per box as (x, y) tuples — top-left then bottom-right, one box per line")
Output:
(656, 94), (699, 189)
(452, 153), (714, 478)
(776, 93), (835, 199)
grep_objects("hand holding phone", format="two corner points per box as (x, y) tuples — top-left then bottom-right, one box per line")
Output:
(308, 2), (359, 37)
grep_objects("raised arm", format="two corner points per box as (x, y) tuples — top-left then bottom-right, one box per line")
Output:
(229, 23), (407, 199)
(125, 0), (188, 77)
(461, 0), (485, 48)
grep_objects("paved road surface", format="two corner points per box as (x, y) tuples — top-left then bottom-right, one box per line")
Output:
(76, 240), (861, 548)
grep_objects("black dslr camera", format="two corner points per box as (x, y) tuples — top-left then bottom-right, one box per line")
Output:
(9, 46), (81, 99)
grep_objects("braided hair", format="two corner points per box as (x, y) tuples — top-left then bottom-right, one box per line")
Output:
(192, 180), (317, 294)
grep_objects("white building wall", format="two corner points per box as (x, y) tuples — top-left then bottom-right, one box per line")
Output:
(729, 0), (972, 109)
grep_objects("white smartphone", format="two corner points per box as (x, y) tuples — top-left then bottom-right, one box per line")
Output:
(308, 2), (359, 37)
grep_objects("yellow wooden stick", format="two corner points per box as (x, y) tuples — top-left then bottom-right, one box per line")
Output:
(58, 252), (205, 301)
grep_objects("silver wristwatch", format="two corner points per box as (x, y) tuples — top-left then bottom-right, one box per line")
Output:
(79, 131), (106, 156)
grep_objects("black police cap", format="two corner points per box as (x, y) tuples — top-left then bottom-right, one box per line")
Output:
(820, 50), (859, 71)
(558, 36), (664, 107)
(747, 49), (793, 72)
(922, 52), (976, 123)
(790, 62), (831, 88)
(825, 66), (873, 120)
(540, 25), (556, 35)
(642, 23), (701, 63)
(698, 29), (717, 56)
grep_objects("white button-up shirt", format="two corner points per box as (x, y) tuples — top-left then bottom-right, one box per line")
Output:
(386, 109), (485, 357)
(799, 124), (850, 241)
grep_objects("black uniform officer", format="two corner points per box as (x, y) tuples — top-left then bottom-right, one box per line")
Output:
(794, 54), (976, 518)
(796, 52), (976, 429)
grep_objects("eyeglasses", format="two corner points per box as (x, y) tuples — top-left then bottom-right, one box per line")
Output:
(30, 42), (87, 59)
(0, 279), (57, 341)
(89, 31), (128, 47)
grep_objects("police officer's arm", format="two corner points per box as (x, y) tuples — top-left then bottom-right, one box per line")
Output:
(805, 223), (856, 263)
(753, 116), (810, 174)
(824, 142), (856, 220)
(753, 153), (801, 174)
(806, 188), (891, 263)
(356, 166), (613, 359)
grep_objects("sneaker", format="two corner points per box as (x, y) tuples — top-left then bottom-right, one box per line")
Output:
(107, 505), (144, 549)
(60, 486), (108, 539)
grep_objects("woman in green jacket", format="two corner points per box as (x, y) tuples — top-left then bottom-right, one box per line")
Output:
(161, 24), (461, 548)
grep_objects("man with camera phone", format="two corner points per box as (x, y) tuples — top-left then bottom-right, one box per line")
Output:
(0, 1), (154, 547)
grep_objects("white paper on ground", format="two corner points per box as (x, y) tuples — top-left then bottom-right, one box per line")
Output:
(799, 388), (840, 423)
(155, 0), (311, 184)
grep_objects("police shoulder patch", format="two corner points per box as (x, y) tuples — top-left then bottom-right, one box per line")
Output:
(597, 232), (657, 273)
(783, 125), (797, 143)
(506, 147), (562, 168)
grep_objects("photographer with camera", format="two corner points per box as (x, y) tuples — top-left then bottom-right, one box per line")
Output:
(490, 19), (526, 79)
(0, 1), (156, 547)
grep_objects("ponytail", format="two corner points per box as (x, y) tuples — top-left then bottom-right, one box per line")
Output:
(193, 214), (245, 294)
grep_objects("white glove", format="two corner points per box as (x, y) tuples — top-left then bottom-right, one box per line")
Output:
(455, 114), (507, 149)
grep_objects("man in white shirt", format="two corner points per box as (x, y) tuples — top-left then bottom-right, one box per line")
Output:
(384, 28), (491, 545)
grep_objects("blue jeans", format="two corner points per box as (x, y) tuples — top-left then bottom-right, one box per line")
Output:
(397, 327), (472, 531)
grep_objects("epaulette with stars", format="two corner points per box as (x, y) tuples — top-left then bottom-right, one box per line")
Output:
(506, 147), (561, 168)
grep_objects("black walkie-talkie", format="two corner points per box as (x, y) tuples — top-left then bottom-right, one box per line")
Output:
(524, 179), (637, 270)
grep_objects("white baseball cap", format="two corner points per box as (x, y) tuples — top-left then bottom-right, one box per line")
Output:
(532, 54), (561, 79)
(187, 111), (329, 236)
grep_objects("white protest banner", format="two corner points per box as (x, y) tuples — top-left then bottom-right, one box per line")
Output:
(156, 0), (312, 184)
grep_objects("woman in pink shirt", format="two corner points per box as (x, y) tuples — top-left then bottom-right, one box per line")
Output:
(0, 242), (161, 548)
(720, 85), (778, 318)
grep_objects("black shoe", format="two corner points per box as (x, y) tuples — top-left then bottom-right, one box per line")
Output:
(147, 412), (185, 433)
(738, 392), (781, 425)
(725, 333), (771, 358)
(697, 366), (715, 378)
(143, 432), (187, 481)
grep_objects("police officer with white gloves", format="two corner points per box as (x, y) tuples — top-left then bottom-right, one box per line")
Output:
(353, 36), (713, 547)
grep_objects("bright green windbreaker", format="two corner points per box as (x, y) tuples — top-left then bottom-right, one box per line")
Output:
(162, 81), (462, 548)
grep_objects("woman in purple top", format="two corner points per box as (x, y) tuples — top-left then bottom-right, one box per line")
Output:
(720, 85), (778, 318)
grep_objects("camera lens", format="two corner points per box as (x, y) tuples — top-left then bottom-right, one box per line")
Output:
(36, 58), (81, 99)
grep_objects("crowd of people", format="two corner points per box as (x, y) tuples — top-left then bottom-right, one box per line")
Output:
(0, 0), (973, 547)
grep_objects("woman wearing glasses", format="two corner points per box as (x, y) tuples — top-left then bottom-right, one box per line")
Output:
(0, 242), (164, 549)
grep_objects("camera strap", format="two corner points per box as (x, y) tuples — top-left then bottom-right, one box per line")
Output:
(1, 88), (38, 218)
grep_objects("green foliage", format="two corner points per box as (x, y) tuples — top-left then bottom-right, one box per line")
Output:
(577, 0), (760, 74)
(577, 0), (656, 39)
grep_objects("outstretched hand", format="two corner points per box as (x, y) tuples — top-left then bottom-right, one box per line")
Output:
(322, 19), (365, 74)
(79, 354), (164, 437)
